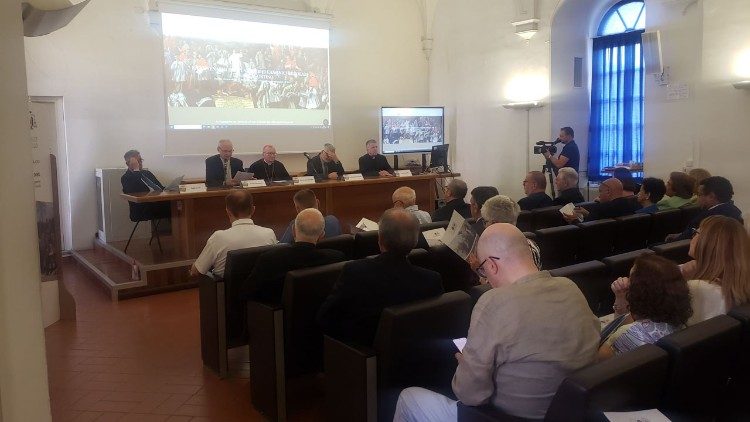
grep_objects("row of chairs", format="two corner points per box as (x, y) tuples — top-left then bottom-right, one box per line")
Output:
(516, 203), (700, 245)
(460, 304), (750, 422)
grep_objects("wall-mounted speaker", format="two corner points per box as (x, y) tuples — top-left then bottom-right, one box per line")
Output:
(573, 57), (583, 88)
(642, 31), (663, 75)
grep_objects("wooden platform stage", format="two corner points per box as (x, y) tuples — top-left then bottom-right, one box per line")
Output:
(73, 173), (454, 300)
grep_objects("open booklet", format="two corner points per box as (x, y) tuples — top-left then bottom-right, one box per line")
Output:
(440, 211), (478, 260)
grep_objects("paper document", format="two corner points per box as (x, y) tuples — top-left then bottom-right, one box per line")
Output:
(233, 171), (254, 181)
(440, 211), (478, 260)
(355, 218), (379, 232)
(422, 228), (446, 247)
(604, 409), (671, 422)
(453, 337), (467, 352)
(559, 202), (584, 222)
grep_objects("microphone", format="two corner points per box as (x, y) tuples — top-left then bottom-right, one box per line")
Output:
(553, 138), (562, 144)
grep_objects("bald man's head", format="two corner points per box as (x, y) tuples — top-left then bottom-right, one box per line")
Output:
(599, 178), (624, 202)
(294, 208), (325, 243)
(476, 223), (536, 287)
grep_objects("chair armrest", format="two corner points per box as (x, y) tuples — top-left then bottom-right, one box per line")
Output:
(198, 276), (225, 376)
(247, 300), (286, 421)
(324, 335), (377, 422)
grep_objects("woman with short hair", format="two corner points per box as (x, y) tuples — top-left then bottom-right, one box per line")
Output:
(657, 171), (696, 210)
(599, 255), (692, 360)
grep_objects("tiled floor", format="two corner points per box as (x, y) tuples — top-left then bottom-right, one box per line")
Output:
(47, 260), (320, 421)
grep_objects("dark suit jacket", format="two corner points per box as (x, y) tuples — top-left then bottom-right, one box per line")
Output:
(432, 199), (472, 222)
(317, 252), (444, 346)
(243, 242), (346, 304)
(205, 155), (244, 187)
(677, 201), (744, 240)
(585, 196), (640, 220)
(358, 154), (393, 177)
(246, 159), (291, 180)
(307, 155), (345, 179)
(518, 191), (554, 211)
(121, 169), (170, 221)
(552, 188), (585, 206)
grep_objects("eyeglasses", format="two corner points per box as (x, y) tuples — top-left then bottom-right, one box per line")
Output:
(475, 256), (500, 278)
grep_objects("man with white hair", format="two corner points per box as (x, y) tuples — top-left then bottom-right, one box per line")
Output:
(392, 186), (432, 224)
(551, 167), (584, 205)
(480, 195), (540, 269)
(307, 143), (345, 180)
(205, 139), (244, 187)
(243, 208), (346, 303)
(246, 144), (291, 181)
(394, 223), (599, 421)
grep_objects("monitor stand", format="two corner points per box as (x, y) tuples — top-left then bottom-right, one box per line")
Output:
(393, 154), (399, 170)
(422, 153), (427, 173)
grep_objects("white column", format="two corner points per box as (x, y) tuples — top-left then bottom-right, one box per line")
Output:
(0, 1), (53, 421)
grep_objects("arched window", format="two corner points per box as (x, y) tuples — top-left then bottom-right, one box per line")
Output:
(588, 1), (645, 180)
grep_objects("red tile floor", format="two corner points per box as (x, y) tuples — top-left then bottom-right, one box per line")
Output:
(47, 260), (322, 421)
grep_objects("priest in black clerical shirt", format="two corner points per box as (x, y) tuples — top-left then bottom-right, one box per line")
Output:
(358, 139), (394, 177)
(246, 144), (291, 181)
(518, 171), (553, 211)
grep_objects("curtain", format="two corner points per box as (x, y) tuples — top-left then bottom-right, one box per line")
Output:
(588, 30), (644, 181)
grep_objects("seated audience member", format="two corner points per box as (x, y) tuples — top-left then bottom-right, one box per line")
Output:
(565, 178), (638, 222)
(657, 171), (695, 210)
(279, 189), (341, 244)
(307, 143), (344, 180)
(121, 150), (170, 221)
(392, 186), (431, 224)
(358, 139), (394, 177)
(394, 224), (599, 421)
(551, 167), (584, 206)
(205, 139), (243, 187)
(518, 171), (553, 211)
(190, 190), (277, 278)
(635, 177), (667, 214)
(669, 176), (743, 241)
(317, 209), (444, 346)
(599, 255), (692, 360)
(469, 186), (499, 234)
(243, 209), (346, 303)
(432, 179), (472, 222)
(678, 215), (750, 325)
(613, 167), (640, 196)
(688, 168), (711, 196)
(246, 144), (291, 181)
(479, 195), (540, 269)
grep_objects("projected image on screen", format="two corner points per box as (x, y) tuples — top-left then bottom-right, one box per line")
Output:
(161, 13), (330, 129)
(381, 107), (444, 153)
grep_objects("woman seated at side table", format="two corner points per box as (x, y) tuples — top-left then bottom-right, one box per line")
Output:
(598, 255), (692, 360)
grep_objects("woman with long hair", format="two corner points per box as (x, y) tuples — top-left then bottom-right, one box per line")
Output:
(683, 215), (750, 325)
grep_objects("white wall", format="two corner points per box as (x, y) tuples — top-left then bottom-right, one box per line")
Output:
(25, 0), (428, 250)
(430, 0), (555, 200)
(643, 0), (750, 216)
(432, 0), (749, 212)
(0, 1), (52, 420)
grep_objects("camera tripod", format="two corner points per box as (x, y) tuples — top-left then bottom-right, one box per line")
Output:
(542, 163), (557, 199)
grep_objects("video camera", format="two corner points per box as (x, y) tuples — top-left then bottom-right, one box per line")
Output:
(533, 139), (561, 155)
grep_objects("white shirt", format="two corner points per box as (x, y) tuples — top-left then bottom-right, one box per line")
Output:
(405, 205), (432, 225)
(193, 218), (277, 278)
(687, 279), (726, 326)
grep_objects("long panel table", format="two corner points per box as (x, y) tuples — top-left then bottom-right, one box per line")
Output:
(121, 174), (445, 258)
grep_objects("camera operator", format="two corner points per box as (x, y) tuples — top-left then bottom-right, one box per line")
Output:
(543, 127), (579, 173)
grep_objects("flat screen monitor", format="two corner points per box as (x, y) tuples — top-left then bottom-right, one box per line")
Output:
(429, 144), (449, 169)
(380, 107), (444, 154)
